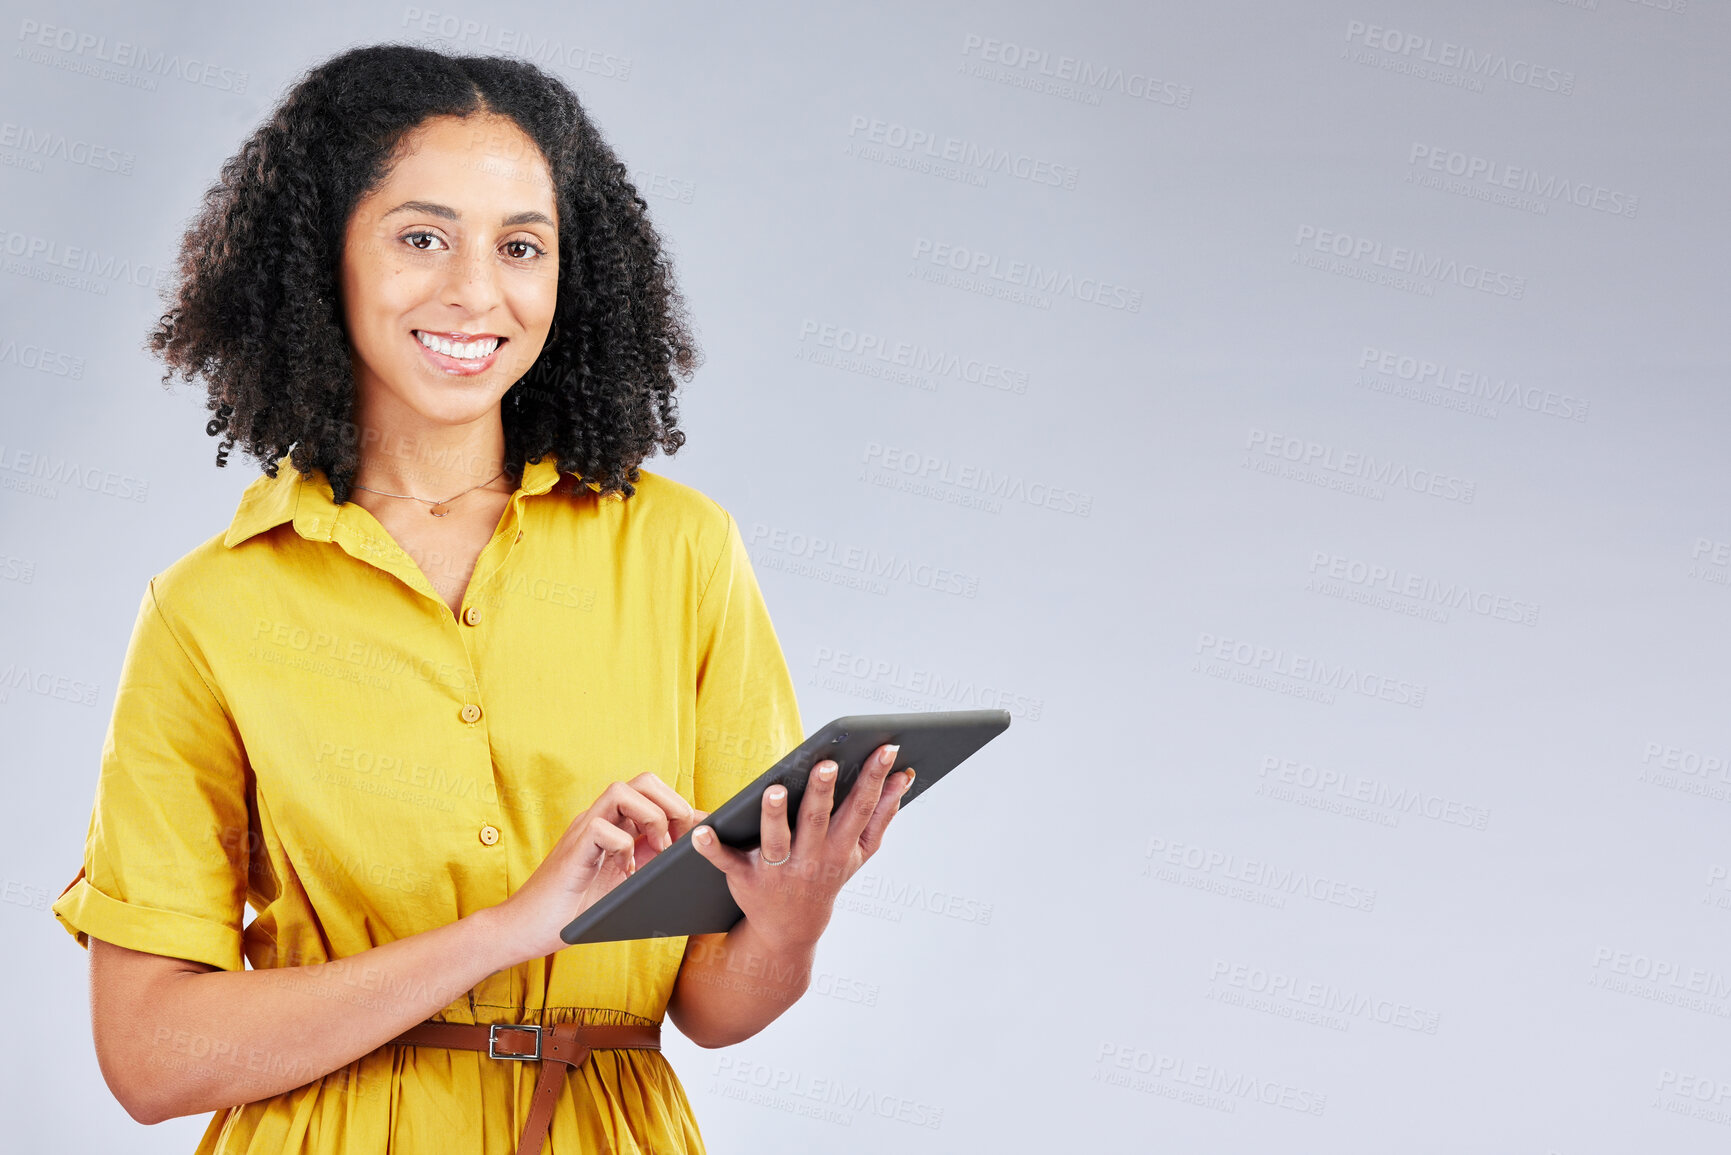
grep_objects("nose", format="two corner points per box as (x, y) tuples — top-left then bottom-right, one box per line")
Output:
(439, 239), (506, 315)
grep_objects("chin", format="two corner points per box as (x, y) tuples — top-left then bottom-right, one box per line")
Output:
(400, 385), (507, 426)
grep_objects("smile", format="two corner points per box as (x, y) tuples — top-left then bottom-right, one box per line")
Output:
(413, 331), (504, 360)
(411, 330), (508, 377)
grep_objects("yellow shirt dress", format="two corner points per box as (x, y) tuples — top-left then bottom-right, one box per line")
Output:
(50, 453), (804, 1153)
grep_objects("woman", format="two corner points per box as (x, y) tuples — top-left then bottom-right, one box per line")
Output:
(50, 43), (913, 1155)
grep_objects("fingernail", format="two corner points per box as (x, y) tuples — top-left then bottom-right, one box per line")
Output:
(695, 827), (711, 844)
(768, 786), (786, 803)
(817, 763), (836, 779)
(882, 745), (900, 767)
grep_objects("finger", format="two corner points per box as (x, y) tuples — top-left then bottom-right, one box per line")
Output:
(858, 768), (913, 859)
(835, 743), (899, 849)
(628, 772), (702, 846)
(677, 809), (712, 849)
(792, 760), (837, 857)
(582, 818), (639, 880)
(759, 782), (793, 866)
(597, 782), (674, 853)
(690, 824), (751, 875)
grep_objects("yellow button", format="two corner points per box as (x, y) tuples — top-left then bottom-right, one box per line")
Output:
(460, 702), (482, 724)
(462, 605), (482, 626)
(478, 824), (500, 846)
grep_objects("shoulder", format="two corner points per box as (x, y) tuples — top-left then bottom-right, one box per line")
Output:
(146, 461), (303, 622)
(567, 467), (753, 610)
(143, 528), (257, 633)
(600, 466), (738, 564)
(614, 467), (730, 528)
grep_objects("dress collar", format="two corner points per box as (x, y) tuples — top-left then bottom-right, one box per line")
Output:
(222, 453), (593, 548)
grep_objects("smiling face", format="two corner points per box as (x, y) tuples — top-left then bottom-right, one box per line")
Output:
(338, 112), (559, 452)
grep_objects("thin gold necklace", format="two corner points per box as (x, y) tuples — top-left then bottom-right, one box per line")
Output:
(351, 468), (507, 517)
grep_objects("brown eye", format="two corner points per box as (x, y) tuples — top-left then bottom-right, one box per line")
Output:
(404, 232), (445, 251)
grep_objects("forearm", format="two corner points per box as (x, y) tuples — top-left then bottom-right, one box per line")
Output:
(104, 905), (522, 1124)
(667, 918), (818, 1048)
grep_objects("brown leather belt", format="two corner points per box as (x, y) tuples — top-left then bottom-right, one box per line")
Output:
(390, 1018), (662, 1155)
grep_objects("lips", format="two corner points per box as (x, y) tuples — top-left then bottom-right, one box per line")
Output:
(413, 330), (506, 356)
(410, 329), (508, 375)
(416, 330), (507, 343)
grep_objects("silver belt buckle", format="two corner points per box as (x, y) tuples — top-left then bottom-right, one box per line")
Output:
(488, 1023), (542, 1060)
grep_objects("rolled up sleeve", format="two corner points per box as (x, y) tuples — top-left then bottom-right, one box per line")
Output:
(50, 577), (253, 972)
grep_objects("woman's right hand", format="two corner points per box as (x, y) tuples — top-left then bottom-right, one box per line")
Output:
(489, 773), (703, 963)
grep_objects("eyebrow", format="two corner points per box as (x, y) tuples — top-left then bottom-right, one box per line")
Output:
(382, 200), (555, 228)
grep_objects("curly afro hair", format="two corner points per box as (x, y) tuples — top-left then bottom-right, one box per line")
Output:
(147, 42), (697, 503)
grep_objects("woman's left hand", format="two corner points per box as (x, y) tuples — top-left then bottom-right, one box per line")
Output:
(689, 742), (914, 952)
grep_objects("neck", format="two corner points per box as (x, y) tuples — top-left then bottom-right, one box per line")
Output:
(350, 403), (510, 500)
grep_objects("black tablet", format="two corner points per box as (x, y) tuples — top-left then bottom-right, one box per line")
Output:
(559, 709), (1012, 945)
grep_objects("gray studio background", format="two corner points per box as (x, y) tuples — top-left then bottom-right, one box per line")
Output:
(4, 1), (1728, 1152)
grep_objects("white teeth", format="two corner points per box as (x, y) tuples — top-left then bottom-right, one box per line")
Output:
(415, 331), (500, 360)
